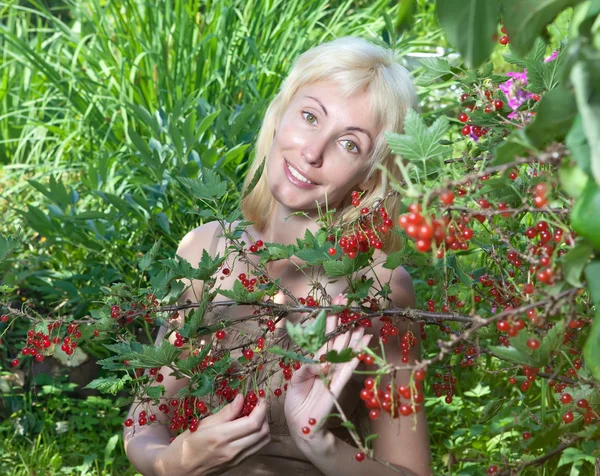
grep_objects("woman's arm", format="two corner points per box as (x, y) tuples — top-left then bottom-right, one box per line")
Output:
(294, 265), (432, 476)
(123, 222), (220, 474)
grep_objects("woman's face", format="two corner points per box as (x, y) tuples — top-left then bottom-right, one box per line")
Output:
(266, 80), (378, 214)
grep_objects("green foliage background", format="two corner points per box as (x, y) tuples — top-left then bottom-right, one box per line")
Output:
(1, 0), (599, 474)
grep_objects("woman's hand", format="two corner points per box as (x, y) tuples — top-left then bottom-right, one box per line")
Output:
(284, 294), (372, 447)
(152, 394), (271, 476)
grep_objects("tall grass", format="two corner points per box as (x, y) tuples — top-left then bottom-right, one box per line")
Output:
(0, 0), (444, 318)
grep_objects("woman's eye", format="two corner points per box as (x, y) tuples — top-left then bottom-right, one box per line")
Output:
(341, 140), (359, 154)
(302, 111), (317, 124)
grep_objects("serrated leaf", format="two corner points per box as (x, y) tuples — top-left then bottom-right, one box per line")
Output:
(219, 279), (265, 304)
(139, 239), (161, 271)
(191, 372), (215, 397)
(146, 385), (164, 399)
(84, 375), (132, 395)
(127, 341), (182, 369)
(385, 110), (450, 164)
(180, 291), (216, 338)
(177, 168), (228, 200)
(324, 252), (372, 278)
(347, 278), (374, 301)
(267, 346), (319, 364)
(196, 249), (226, 281)
(286, 309), (328, 353)
(0, 232), (21, 261)
(258, 243), (295, 265)
(323, 348), (355, 363)
(416, 57), (453, 86)
(242, 158), (265, 199)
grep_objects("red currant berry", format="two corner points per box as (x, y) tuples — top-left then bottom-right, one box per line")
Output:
(526, 338), (540, 350)
(355, 452), (365, 462)
(563, 411), (574, 424)
(215, 330), (226, 340)
(458, 113), (469, 123)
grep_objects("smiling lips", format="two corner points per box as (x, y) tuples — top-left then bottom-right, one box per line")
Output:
(284, 160), (318, 189)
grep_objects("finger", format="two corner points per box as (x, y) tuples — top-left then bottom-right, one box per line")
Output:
(228, 420), (271, 467)
(330, 334), (373, 396)
(228, 409), (270, 454)
(199, 396), (268, 441)
(198, 393), (245, 429)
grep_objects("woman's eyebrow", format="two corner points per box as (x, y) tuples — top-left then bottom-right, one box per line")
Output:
(304, 95), (373, 143)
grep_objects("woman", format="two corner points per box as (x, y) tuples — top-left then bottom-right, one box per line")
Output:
(124, 36), (431, 475)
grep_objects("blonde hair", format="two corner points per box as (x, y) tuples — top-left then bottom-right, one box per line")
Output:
(241, 36), (418, 254)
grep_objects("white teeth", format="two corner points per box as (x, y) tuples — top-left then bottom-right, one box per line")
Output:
(287, 162), (313, 184)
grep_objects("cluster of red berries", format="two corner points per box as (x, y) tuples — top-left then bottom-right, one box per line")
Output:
(110, 293), (158, 325)
(330, 200), (392, 258)
(432, 371), (457, 404)
(230, 272), (269, 293)
(249, 240), (264, 253)
(458, 89), (505, 139)
(11, 321), (85, 367)
(398, 204), (447, 254)
(499, 25), (509, 45)
(359, 372), (425, 420)
(532, 183), (549, 207)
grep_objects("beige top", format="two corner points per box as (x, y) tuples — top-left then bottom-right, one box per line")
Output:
(189, 222), (372, 475)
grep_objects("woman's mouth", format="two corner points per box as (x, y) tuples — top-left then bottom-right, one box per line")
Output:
(284, 160), (318, 189)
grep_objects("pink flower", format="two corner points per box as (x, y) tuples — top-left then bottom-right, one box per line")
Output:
(544, 50), (559, 63)
(499, 70), (536, 112)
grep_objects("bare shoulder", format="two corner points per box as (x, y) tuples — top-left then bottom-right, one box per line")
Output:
(176, 220), (226, 267)
(367, 249), (416, 307)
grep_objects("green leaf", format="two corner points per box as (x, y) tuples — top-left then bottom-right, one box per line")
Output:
(479, 399), (505, 423)
(191, 372), (215, 398)
(583, 308), (600, 381)
(584, 260), (600, 307)
(267, 346), (319, 364)
(128, 341), (182, 369)
(196, 248), (226, 282)
(139, 239), (161, 272)
(0, 232), (21, 261)
(488, 344), (532, 366)
(258, 243), (295, 265)
(324, 252), (372, 278)
(416, 57), (453, 86)
(560, 240), (594, 287)
(242, 158), (265, 199)
(503, 0), (582, 56)
(323, 348), (355, 363)
(177, 168), (228, 200)
(571, 56), (600, 185)
(347, 278), (374, 301)
(558, 447), (597, 467)
(84, 375), (132, 395)
(566, 115), (592, 175)
(146, 386), (165, 399)
(286, 309), (328, 353)
(524, 85), (578, 148)
(436, 0), (500, 68)
(385, 110), (450, 164)
(340, 420), (356, 431)
(180, 291), (216, 339)
(219, 279), (265, 304)
(559, 160), (589, 198)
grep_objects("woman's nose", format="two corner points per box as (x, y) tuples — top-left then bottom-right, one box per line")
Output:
(301, 137), (326, 167)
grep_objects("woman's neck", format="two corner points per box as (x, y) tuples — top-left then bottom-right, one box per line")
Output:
(259, 204), (323, 246)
